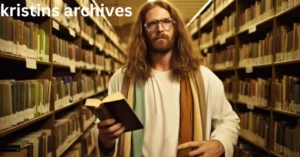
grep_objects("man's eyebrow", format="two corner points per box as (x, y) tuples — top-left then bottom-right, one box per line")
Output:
(146, 17), (171, 22)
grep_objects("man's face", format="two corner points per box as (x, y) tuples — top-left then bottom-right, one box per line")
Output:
(144, 6), (175, 54)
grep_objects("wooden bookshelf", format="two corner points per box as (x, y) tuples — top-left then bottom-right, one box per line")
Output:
(0, 0), (126, 156)
(188, 0), (300, 156)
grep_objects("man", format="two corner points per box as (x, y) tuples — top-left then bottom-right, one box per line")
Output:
(96, 0), (240, 157)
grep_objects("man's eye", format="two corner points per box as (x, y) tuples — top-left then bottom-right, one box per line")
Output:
(148, 21), (157, 26)
(162, 19), (172, 24)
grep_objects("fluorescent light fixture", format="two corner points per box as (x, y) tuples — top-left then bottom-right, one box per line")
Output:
(186, 0), (212, 27)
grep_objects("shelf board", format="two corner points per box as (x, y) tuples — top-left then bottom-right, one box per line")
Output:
(274, 59), (300, 66)
(58, 132), (83, 157)
(273, 109), (300, 118)
(0, 112), (53, 138)
(239, 134), (269, 152)
(55, 99), (82, 113)
(214, 0), (235, 18)
(270, 150), (285, 157)
(238, 16), (274, 35)
(212, 67), (235, 73)
(237, 63), (273, 70)
(0, 52), (51, 66)
(275, 4), (300, 18)
(235, 100), (271, 111)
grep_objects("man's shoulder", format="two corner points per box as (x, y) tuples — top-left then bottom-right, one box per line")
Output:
(199, 65), (222, 85)
(110, 67), (126, 83)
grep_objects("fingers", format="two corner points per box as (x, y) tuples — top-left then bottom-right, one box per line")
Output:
(178, 141), (205, 150)
(101, 123), (123, 134)
(97, 118), (116, 128)
(188, 147), (205, 157)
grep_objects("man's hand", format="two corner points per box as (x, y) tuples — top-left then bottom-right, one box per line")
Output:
(97, 118), (125, 149)
(178, 140), (224, 157)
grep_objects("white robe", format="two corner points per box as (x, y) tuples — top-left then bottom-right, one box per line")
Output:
(94, 65), (240, 157)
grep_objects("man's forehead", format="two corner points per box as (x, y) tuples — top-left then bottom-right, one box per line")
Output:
(145, 6), (171, 21)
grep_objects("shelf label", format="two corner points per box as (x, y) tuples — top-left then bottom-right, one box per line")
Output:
(248, 26), (256, 34)
(89, 39), (94, 45)
(53, 20), (60, 30)
(247, 103), (254, 110)
(204, 48), (208, 53)
(70, 65), (76, 73)
(246, 66), (253, 73)
(26, 58), (37, 69)
(220, 37), (226, 45)
(69, 28), (76, 37)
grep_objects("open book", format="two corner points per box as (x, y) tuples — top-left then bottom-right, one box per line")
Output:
(84, 92), (143, 132)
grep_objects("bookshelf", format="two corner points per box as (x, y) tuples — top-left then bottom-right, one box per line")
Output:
(0, 0), (126, 156)
(188, 0), (300, 156)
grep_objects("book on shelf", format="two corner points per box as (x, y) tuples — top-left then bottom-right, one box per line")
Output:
(273, 119), (300, 157)
(55, 111), (81, 156)
(0, 129), (52, 157)
(274, 75), (300, 113)
(276, 23), (300, 62)
(238, 111), (270, 148)
(84, 92), (144, 132)
(235, 141), (268, 157)
(239, 32), (273, 67)
(238, 78), (271, 108)
(213, 45), (235, 70)
(0, 79), (51, 131)
(62, 142), (83, 157)
(0, 16), (49, 61)
(276, 0), (300, 14)
(82, 128), (96, 157)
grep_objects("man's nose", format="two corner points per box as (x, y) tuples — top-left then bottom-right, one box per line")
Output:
(157, 23), (164, 32)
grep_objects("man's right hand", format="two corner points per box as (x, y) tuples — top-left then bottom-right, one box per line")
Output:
(97, 118), (125, 149)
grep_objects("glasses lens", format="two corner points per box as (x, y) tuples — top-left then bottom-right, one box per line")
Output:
(161, 19), (174, 30)
(145, 19), (175, 31)
(146, 21), (158, 31)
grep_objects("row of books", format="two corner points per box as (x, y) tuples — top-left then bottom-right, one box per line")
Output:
(200, 52), (213, 70)
(238, 32), (273, 67)
(82, 106), (96, 131)
(95, 33), (106, 51)
(104, 42), (126, 63)
(238, 78), (271, 108)
(200, 3), (214, 27)
(274, 75), (300, 113)
(273, 119), (300, 157)
(215, 12), (236, 44)
(215, 0), (234, 14)
(62, 127), (97, 157)
(0, 129), (52, 157)
(234, 141), (268, 157)
(223, 77), (234, 100)
(200, 31), (213, 49)
(0, 79), (51, 131)
(239, 0), (274, 33)
(95, 55), (105, 70)
(79, 16), (94, 39)
(238, 111), (270, 147)
(95, 75), (106, 93)
(76, 0), (120, 48)
(213, 45), (235, 70)
(0, 16), (49, 61)
(276, 23), (300, 62)
(276, 0), (300, 14)
(53, 76), (82, 110)
(82, 49), (94, 69)
(55, 111), (81, 156)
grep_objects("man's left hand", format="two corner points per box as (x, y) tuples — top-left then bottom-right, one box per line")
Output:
(178, 140), (224, 157)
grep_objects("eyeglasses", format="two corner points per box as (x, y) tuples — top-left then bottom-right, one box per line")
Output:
(144, 18), (176, 32)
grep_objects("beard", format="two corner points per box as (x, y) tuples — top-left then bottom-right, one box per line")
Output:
(147, 33), (175, 54)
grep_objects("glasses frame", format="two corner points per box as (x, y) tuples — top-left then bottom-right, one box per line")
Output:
(144, 18), (176, 32)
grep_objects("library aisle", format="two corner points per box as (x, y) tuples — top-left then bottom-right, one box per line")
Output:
(188, 0), (300, 157)
(0, 0), (300, 157)
(0, 0), (126, 156)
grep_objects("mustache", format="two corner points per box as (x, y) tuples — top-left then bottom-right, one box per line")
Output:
(154, 34), (169, 40)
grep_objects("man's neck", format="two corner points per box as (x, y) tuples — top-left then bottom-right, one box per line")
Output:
(150, 50), (173, 71)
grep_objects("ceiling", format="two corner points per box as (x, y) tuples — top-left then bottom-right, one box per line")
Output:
(96, 0), (207, 43)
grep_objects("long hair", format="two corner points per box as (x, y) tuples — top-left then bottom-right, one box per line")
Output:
(125, 0), (200, 81)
